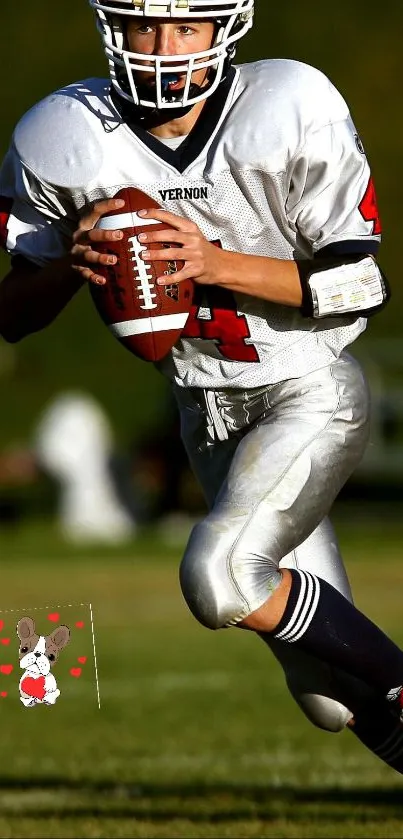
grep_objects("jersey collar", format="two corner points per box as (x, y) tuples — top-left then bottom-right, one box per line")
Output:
(110, 67), (237, 174)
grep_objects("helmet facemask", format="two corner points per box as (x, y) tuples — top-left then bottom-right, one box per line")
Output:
(89, 0), (254, 111)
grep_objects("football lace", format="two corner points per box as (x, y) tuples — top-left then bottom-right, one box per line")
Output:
(128, 235), (158, 310)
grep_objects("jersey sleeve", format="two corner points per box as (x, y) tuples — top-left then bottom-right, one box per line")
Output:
(0, 142), (76, 267)
(285, 105), (381, 256)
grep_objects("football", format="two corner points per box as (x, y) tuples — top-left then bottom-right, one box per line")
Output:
(89, 187), (194, 361)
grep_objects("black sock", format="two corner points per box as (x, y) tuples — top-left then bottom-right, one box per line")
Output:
(350, 701), (403, 774)
(273, 569), (403, 697)
(328, 671), (403, 774)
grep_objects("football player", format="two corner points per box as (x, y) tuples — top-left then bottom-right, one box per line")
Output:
(0, 0), (402, 772)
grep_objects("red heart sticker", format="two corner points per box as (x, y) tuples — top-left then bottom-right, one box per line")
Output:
(0, 638), (10, 645)
(0, 692), (7, 698)
(0, 664), (13, 675)
(75, 621), (84, 629)
(70, 667), (82, 678)
(77, 656), (87, 664)
(0, 620), (4, 632)
(21, 675), (46, 700)
(47, 613), (60, 622)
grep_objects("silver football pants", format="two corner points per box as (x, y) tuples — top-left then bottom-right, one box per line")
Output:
(175, 351), (373, 731)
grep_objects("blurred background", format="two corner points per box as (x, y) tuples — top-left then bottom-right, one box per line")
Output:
(0, 0), (402, 544)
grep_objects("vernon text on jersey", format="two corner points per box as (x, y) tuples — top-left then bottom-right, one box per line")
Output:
(158, 187), (209, 202)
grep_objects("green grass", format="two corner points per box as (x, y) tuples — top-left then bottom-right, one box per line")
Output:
(0, 514), (402, 837)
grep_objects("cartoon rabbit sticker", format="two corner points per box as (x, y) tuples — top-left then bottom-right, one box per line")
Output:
(17, 617), (70, 706)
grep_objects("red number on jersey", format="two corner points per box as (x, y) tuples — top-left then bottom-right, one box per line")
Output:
(182, 284), (260, 363)
(358, 177), (382, 235)
(0, 197), (12, 249)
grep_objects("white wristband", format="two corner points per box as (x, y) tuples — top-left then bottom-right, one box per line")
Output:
(308, 256), (386, 318)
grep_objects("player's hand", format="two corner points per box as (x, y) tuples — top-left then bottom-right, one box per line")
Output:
(70, 198), (125, 285)
(136, 208), (226, 286)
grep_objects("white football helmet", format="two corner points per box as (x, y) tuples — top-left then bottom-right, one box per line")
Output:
(89, 0), (254, 110)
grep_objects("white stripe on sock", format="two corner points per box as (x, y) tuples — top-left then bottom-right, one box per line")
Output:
(275, 569), (307, 640)
(288, 574), (320, 642)
(275, 571), (320, 643)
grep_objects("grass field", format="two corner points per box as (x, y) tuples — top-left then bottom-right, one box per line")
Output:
(0, 509), (403, 838)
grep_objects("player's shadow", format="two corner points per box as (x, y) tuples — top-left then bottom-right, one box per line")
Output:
(0, 779), (401, 822)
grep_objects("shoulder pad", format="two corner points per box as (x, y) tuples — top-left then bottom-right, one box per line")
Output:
(14, 78), (120, 189)
(236, 59), (348, 123)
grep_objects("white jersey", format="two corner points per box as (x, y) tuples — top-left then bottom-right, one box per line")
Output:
(0, 59), (381, 389)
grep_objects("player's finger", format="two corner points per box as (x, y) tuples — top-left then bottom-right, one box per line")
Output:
(138, 230), (189, 246)
(138, 207), (196, 232)
(78, 198), (125, 230)
(71, 245), (118, 267)
(74, 228), (122, 247)
(141, 247), (186, 262)
(91, 197), (125, 218)
(87, 228), (124, 244)
(71, 264), (107, 285)
(156, 265), (196, 285)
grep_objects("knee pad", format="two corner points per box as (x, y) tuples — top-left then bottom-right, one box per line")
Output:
(179, 521), (248, 629)
(180, 518), (281, 630)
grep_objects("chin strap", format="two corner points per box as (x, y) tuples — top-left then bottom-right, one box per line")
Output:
(110, 84), (192, 127)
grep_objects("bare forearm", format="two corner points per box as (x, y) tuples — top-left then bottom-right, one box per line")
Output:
(216, 251), (303, 307)
(0, 199), (148, 343)
(0, 256), (84, 342)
